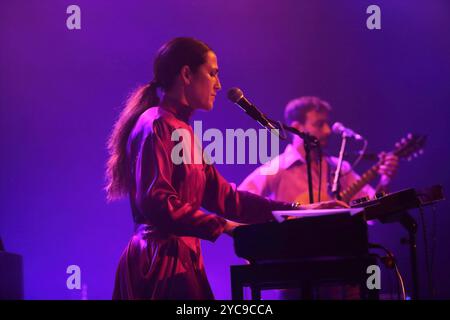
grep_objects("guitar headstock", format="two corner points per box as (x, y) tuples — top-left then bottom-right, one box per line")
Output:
(393, 133), (427, 161)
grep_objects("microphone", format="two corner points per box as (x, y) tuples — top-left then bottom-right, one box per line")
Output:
(227, 87), (278, 132)
(332, 122), (364, 140)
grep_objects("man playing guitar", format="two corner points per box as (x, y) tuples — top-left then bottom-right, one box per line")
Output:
(239, 96), (399, 205)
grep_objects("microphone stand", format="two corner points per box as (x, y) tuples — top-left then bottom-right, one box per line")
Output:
(331, 133), (348, 200)
(266, 119), (320, 204)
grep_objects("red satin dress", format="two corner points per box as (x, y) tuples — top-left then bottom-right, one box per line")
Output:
(112, 106), (288, 300)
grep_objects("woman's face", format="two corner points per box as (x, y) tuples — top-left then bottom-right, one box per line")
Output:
(185, 51), (221, 111)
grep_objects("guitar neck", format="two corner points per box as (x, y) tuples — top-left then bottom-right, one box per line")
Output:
(339, 163), (380, 203)
(336, 134), (425, 203)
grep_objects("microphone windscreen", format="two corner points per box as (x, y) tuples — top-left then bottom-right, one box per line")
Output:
(227, 87), (244, 103)
(332, 122), (344, 134)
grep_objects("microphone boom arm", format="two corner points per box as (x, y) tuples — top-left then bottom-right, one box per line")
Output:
(266, 118), (321, 204)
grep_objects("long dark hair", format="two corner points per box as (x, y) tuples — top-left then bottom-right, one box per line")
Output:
(105, 37), (212, 201)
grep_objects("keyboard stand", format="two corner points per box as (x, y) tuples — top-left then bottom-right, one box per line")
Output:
(230, 256), (379, 300)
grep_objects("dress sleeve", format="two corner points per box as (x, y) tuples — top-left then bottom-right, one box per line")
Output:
(134, 119), (226, 241)
(237, 166), (270, 197)
(202, 164), (293, 224)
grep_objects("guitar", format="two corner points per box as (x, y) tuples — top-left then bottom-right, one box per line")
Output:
(338, 133), (427, 203)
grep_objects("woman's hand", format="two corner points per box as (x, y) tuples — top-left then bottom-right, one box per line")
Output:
(223, 220), (245, 237)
